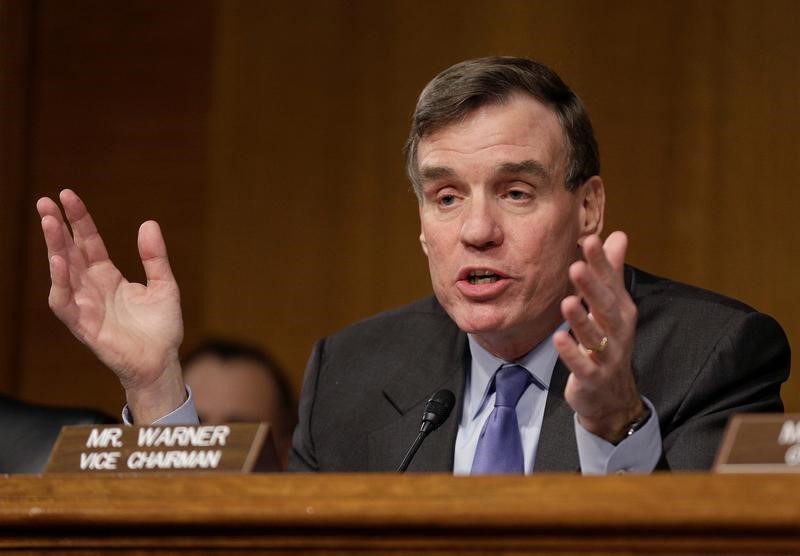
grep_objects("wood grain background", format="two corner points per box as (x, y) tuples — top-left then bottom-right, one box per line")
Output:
(2, 0), (798, 416)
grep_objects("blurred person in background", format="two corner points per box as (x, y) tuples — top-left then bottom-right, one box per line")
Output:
(182, 339), (296, 469)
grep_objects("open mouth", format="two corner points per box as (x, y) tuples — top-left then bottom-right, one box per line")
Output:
(468, 269), (501, 285)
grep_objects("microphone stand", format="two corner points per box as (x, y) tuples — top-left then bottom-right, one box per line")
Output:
(396, 389), (455, 473)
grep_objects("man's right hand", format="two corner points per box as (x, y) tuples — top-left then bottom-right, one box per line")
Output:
(36, 189), (187, 424)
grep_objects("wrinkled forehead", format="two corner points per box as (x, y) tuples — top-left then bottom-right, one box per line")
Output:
(416, 95), (569, 178)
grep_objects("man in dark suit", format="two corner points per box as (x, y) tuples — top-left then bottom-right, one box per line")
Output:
(36, 57), (789, 474)
(289, 270), (788, 472)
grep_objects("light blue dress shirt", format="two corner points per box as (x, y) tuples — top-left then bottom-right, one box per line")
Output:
(453, 328), (561, 474)
(456, 325), (662, 475)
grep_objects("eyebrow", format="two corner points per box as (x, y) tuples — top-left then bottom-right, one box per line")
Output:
(495, 160), (549, 179)
(419, 159), (549, 185)
(419, 165), (456, 183)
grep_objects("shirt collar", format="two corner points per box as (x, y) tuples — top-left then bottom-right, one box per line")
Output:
(466, 322), (569, 421)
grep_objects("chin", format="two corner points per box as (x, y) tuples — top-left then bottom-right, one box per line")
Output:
(449, 306), (514, 337)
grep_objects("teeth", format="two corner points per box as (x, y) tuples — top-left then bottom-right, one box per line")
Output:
(466, 269), (501, 284)
(470, 276), (499, 284)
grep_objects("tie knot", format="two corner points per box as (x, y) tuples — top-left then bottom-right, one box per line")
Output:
(494, 365), (532, 408)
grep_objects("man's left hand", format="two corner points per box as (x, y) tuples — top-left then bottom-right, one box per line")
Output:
(553, 231), (645, 444)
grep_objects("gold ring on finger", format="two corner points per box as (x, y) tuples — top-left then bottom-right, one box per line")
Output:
(584, 336), (609, 355)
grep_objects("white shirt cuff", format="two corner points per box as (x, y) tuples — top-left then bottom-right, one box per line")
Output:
(121, 386), (200, 425)
(575, 396), (661, 475)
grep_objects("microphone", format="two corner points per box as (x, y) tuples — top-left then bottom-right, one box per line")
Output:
(397, 389), (456, 472)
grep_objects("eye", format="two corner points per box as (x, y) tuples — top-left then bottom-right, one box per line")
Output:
(433, 188), (462, 209)
(439, 194), (457, 206)
(502, 186), (533, 202)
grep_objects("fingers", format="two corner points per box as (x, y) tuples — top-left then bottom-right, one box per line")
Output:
(36, 195), (62, 222)
(558, 231), (636, 374)
(47, 254), (79, 322)
(561, 295), (607, 356)
(39, 212), (68, 261)
(138, 220), (176, 285)
(600, 231), (628, 276)
(37, 197), (79, 324)
(58, 189), (110, 265)
(578, 232), (627, 287)
(39, 205), (74, 302)
(37, 197), (73, 259)
(553, 328), (597, 382)
(37, 190), (110, 276)
(568, 232), (632, 332)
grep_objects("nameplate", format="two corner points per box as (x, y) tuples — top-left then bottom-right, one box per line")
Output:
(714, 414), (800, 473)
(45, 423), (279, 473)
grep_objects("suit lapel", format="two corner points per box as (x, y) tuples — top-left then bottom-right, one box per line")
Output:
(363, 297), (584, 473)
(367, 326), (467, 472)
(534, 359), (579, 472)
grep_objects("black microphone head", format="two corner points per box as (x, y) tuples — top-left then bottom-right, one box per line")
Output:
(420, 389), (456, 433)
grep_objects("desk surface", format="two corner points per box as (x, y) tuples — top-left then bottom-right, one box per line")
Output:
(1, 473), (799, 554)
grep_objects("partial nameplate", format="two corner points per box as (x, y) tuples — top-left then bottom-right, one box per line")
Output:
(45, 423), (279, 473)
(714, 414), (800, 473)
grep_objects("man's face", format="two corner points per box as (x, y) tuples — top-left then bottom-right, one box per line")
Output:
(184, 355), (292, 468)
(417, 94), (603, 359)
(183, 355), (281, 425)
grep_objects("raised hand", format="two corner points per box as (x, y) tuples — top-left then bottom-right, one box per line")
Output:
(553, 231), (645, 444)
(36, 189), (186, 423)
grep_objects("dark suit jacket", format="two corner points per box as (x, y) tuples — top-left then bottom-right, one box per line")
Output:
(0, 395), (116, 473)
(288, 266), (790, 472)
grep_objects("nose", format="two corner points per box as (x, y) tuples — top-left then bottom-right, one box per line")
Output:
(459, 195), (503, 250)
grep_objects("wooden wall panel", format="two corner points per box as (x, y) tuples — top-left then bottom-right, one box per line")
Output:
(0, 0), (34, 393)
(15, 0), (214, 414)
(6, 0), (799, 418)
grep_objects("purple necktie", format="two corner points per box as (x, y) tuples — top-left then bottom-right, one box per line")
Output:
(471, 365), (533, 475)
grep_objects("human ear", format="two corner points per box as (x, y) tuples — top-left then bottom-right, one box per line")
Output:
(419, 231), (429, 256)
(576, 176), (605, 244)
